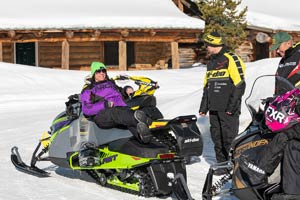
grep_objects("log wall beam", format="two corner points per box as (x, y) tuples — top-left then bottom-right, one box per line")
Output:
(119, 40), (127, 71)
(61, 40), (70, 69)
(0, 42), (2, 62)
(171, 41), (179, 69)
(0, 36), (198, 43)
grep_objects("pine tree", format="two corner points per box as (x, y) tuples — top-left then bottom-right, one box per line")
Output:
(195, 0), (248, 50)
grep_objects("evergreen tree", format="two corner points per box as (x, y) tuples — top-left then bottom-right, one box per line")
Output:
(195, 0), (248, 50)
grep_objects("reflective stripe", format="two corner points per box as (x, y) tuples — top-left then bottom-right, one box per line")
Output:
(224, 52), (246, 86)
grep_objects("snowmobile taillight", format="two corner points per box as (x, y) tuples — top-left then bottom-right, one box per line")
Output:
(158, 153), (175, 159)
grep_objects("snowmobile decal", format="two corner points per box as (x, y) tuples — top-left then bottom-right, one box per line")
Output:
(234, 139), (269, 158)
(265, 106), (286, 123)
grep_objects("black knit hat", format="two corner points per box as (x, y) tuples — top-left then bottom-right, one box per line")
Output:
(203, 31), (224, 47)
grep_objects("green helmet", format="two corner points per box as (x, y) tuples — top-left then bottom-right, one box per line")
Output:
(91, 62), (106, 75)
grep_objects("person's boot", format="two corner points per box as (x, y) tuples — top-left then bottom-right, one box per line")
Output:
(134, 110), (153, 126)
(134, 110), (153, 143)
(78, 142), (100, 167)
(136, 122), (153, 144)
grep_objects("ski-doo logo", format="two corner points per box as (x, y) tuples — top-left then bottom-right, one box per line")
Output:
(266, 106), (285, 123)
(184, 138), (200, 143)
(207, 71), (226, 79)
(102, 154), (118, 164)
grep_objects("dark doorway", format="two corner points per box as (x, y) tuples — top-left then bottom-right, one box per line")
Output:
(104, 42), (118, 66)
(16, 42), (36, 66)
(255, 42), (269, 60)
(104, 41), (135, 66)
(127, 42), (135, 67)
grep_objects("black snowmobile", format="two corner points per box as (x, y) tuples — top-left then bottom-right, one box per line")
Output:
(11, 75), (203, 199)
(202, 75), (300, 200)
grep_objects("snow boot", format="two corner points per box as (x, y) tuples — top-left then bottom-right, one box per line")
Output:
(134, 110), (153, 143)
(134, 110), (153, 126)
(137, 122), (152, 144)
(78, 142), (100, 167)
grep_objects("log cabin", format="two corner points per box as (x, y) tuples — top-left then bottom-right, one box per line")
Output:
(0, 0), (204, 70)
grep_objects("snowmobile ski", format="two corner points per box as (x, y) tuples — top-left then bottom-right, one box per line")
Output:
(11, 146), (50, 177)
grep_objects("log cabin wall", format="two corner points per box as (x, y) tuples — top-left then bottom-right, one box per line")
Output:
(38, 42), (62, 68)
(69, 41), (103, 71)
(135, 42), (171, 66)
(179, 45), (197, 68)
(2, 42), (14, 63)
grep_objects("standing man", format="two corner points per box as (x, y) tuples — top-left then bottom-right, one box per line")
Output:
(256, 32), (300, 198)
(199, 32), (246, 174)
(270, 32), (300, 95)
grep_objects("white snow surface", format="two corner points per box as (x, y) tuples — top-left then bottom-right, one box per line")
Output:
(0, 0), (204, 30)
(0, 57), (281, 200)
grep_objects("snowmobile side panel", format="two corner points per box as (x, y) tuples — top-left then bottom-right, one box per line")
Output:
(48, 116), (133, 162)
(109, 138), (170, 158)
(107, 176), (139, 192)
(68, 147), (152, 170)
(233, 187), (263, 200)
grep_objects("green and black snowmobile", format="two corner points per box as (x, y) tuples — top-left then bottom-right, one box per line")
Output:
(11, 76), (203, 199)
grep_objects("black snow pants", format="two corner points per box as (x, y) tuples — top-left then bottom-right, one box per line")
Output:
(209, 111), (239, 163)
(93, 106), (140, 140)
(257, 126), (300, 195)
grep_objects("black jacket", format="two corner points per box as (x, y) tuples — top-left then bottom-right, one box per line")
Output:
(275, 42), (300, 95)
(199, 47), (246, 114)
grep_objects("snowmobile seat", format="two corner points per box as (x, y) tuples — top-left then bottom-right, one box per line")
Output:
(108, 137), (170, 158)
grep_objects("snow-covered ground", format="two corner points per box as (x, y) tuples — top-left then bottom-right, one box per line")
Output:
(0, 57), (280, 200)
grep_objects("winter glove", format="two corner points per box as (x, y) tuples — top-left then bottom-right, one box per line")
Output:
(90, 93), (104, 103)
(285, 124), (300, 141)
(105, 101), (114, 108)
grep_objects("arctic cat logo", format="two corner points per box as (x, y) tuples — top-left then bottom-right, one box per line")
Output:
(184, 138), (200, 143)
(102, 154), (118, 164)
(266, 106), (285, 123)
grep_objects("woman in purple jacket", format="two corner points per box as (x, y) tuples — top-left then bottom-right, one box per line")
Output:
(80, 62), (153, 144)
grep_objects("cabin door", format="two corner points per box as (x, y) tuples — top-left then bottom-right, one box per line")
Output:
(16, 42), (36, 66)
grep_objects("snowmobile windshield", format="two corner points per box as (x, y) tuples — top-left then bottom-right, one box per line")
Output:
(245, 75), (294, 122)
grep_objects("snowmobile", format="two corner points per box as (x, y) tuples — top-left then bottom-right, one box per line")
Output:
(202, 75), (300, 200)
(11, 75), (203, 199)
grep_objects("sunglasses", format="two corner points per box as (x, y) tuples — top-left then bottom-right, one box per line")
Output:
(95, 68), (107, 74)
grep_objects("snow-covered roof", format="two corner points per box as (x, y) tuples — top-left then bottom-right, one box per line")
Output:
(247, 11), (300, 31)
(0, 0), (204, 30)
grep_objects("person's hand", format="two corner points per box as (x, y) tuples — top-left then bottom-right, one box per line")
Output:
(199, 112), (206, 116)
(108, 101), (114, 107)
(226, 111), (232, 115)
(105, 101), (114, 108)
